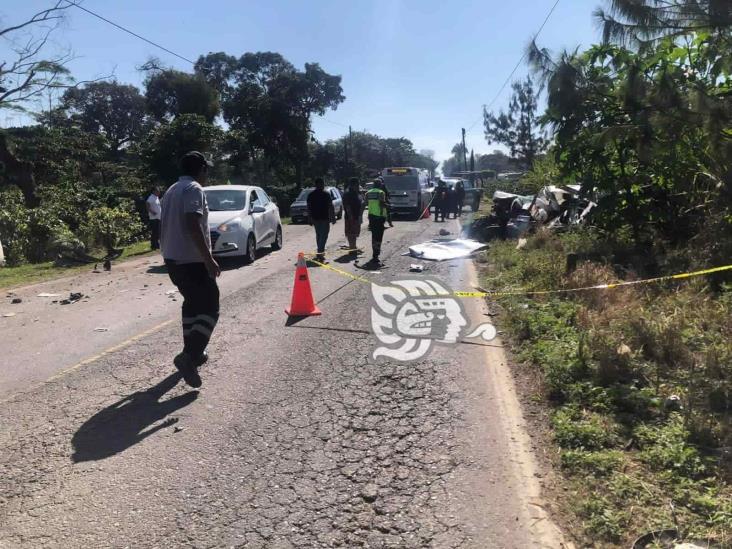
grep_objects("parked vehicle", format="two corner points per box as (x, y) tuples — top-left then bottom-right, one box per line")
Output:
(204, 185), (283, 263)
(289, 186), (343, 223)
(381, 167), (432, 217)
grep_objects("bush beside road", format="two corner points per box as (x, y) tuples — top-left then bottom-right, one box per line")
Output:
(479, 229), (732, 547)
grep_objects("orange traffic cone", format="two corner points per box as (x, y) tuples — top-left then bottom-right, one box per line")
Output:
(285, 252), (322, 316)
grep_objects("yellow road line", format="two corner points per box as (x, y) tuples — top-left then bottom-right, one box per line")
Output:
(0, 318), (176, 405)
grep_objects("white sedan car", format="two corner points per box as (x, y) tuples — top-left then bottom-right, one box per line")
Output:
(204, 185), (283, 263)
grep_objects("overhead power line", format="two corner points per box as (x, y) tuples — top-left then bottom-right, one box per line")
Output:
(64, 0), (197, 66)
(63, 1), (351, 129)
(465, 0), (560, 135)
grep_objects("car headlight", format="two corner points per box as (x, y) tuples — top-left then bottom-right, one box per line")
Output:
(218, 221), (241, 233)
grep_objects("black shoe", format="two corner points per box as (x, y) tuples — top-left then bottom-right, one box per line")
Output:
(194, 350), (208, 367)
(174, 353), (202, 388)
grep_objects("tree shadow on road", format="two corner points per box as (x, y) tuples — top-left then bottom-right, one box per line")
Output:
(71, 372), (198, 462)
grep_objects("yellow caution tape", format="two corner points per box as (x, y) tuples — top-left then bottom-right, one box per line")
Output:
(305, 254), (732, 299)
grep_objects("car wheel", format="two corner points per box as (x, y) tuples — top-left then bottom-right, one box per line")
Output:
(245, 234), (256, 264)
(271, 225), (283, 250)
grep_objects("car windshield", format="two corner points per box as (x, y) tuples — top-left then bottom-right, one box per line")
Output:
(296, 189), (313, 201)
(205, 190), (247, 211)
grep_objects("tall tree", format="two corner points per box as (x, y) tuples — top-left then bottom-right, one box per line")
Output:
(483, 76), (547, 169)
(60, 81), (147, 155)
(0, 1), (73, 111)
(144, 69), (220, 122)
(595, 0), (732, 46)
(196, 51), (344, 187)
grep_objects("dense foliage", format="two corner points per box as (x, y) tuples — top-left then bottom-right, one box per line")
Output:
(0, 7), (438, 266)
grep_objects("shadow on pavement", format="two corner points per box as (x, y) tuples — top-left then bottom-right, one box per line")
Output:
(218, 247), (276, 271)
(146, 264), (168, 274)
(71, 372), (198, 462)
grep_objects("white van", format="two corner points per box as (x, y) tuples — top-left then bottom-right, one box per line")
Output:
(381, 167), (432, 217)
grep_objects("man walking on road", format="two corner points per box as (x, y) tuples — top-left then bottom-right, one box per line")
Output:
(307, 177), (336, 263)
(365, 179), (388, 266)
(160, 151), (220, 388)
(342, 177), (363, 255)
(146, 187), (162, 250)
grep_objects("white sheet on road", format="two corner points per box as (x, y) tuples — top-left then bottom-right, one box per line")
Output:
(408, 238), (488, 261)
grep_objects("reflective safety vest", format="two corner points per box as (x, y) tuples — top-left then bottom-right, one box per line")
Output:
(366, 188), (386, 218)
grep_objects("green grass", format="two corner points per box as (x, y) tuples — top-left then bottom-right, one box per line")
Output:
(481, 231), (732, 547)
(280, 216), (292, 225)
(0, 240), (155, 291)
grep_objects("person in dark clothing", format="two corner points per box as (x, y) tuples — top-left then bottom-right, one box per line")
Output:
(306, 177), (336, 262)
(433, 181), (447, 222)
(455, 181), (466, 216)
(342, 177), (364, 254)
(160, 151), (220, 388)
(445, 185), (457, 219)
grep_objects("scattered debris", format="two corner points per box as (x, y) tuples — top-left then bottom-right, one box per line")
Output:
(631, 529), (678, 549)
(165, 289), (178, 295)
(516, 238), (527, 250)
(664, 394), (683, 412)
(173, 426), (183, 433)
(93, 327), (109, 332)
(409, 264), (425, 272)
(438, 228), (451, 236)
(2, 312), (16, 317)
(37, 292), (61, 298)
(11, 298), (22, 304)
(408, 238), (488, 261)
(60, 292), (84, 305)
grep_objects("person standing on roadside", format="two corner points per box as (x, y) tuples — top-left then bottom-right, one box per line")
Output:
(455, 181), (466, 216)
(342, 177), (363, 255)
(146, 187), (162, 250)
(365, 179), (388, 266)
(160, 151), (220, 388)
(307, 177), (336, 263)
(433, 180), (447, 222)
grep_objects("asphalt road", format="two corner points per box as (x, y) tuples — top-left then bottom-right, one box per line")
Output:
(0, 216), (566, 548)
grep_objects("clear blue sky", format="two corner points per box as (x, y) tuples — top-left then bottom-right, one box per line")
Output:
(2, 0), (602, 162)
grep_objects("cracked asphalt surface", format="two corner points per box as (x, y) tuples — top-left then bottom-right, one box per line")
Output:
(0, 216), (561, 548)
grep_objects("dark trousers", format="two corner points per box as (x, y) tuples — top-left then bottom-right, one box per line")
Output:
(313, 220), (330, 254)
(433, 203), (445, 222)
(368, 215), (386, 260)
(149, 219), (160, 250)
(165, 261), (220, 358)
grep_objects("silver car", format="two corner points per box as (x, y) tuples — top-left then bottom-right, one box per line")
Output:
(205, 185), (283, 263)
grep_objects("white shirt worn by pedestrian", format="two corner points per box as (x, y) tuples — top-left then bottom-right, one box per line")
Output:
(147, 193), (162, 220)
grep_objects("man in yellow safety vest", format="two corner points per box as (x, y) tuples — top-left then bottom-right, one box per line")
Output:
(365, 179), (388, 266)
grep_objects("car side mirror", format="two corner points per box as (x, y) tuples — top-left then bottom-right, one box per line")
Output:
(251, 205), (266, 214)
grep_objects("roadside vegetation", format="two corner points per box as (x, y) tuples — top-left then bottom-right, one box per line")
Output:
(0, 4), (437, 277)
(475, 1), (732, 546)
(483, 230), (731, 546)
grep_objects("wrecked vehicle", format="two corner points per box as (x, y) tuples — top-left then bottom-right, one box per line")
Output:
(468, 184), (596, 241)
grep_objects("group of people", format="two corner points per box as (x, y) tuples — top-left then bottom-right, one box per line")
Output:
(432, 180), (465, 222)
(153, 156), (396, 389)
(305, 176), (392, 268)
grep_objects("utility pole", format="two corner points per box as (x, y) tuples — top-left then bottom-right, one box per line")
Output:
(349, 125), (354, 177)
(461, 128), (468, 172)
